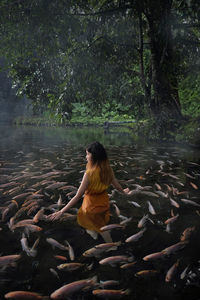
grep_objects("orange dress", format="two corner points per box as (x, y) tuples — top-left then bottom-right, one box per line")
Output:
(77, 167), (110, 232)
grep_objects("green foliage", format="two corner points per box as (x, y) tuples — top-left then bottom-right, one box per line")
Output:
(179, 74), (200, 117)
(0, 0), (200, 137)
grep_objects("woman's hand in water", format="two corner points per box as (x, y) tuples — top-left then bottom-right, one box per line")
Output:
(47, 210), (63, 221)
(123, 188), (130, 194)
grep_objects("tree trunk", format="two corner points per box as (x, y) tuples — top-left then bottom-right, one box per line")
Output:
(144, 0), (182, 120)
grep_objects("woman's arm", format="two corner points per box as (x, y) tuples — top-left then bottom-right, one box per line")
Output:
(111, 176), (129, 194)
(48, 172), (89, 220)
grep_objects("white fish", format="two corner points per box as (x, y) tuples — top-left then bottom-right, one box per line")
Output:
(128, 201), (141, 208)
(147, 201), (156, 215)
(65, 240), (75, 261)
(181, 199), (200, 207)
(180, 265), (189, 279)
(155, 191), (168, 198)
(125, 228), (146, 243)
(138, 214), (149, 228)
(20, 234), (35, 257)
(50, 268), (60, 279)
(99, 255), (134, 266)
(169, 198), (180, 208)
(120, 217), (133, 225)
(46, 238), (68, 251)
(164, 214), (179, 225)
(112, 203), (121, 216)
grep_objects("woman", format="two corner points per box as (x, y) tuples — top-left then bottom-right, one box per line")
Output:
(48, 141), (130, 242)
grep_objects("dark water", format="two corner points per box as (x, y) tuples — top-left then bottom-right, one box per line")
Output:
(0, 125), (200, 299)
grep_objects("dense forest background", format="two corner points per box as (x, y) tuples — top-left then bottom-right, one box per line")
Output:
(0, 0), (200, 140)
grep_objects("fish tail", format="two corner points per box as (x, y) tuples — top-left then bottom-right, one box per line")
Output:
(124, 288), (131, 295)
(115, 241), (122, 247)
(90, 275), (98, 285)
(128, 256), (135, 262)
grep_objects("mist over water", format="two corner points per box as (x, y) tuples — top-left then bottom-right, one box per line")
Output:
(0, 124), (200, 299)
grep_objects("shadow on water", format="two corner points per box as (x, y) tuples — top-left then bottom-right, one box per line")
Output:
(0, 125), (200, 300)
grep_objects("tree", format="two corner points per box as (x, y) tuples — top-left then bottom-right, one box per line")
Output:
(0, 0), (199, 130)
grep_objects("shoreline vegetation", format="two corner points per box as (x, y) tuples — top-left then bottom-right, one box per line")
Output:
(12, 114), (200, 148)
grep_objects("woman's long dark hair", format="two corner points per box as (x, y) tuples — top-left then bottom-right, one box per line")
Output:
(86, 141), (113, 185)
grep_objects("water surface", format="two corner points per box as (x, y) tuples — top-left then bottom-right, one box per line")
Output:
(0, 125), (200, 300)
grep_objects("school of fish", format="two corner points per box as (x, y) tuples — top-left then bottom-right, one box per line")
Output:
(0, 143), (200, 299)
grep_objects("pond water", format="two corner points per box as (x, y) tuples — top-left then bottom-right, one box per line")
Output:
(0, 125), (200, 300)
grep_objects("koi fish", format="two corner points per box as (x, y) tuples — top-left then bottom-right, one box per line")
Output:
(169, 198), (180, 208)
(180, 226), (195, 242)
(128, 201), (141, 208)
(181, 199), (200, 207)
(143, 252), (165, 261)
(57, 262), (84, 271)
(92, 289), (130, 297)
(99, 255), (134, 266)
(46, 238), (69, 251)
(161, 241), (187, 255)
(164, 214), (179, 225)
(65, 240), (75, 261)
(165, 260), (179, 282)
(4, 291), (43, 299)
(100, 224), (125, 232)
(83, 242), (121, 257)
(50, 278), (97, 298)
(125, 228), (146, 243)
(147, 201), (156, 215)
(135, 270), (159, 278)
(0, 254), (21, 266)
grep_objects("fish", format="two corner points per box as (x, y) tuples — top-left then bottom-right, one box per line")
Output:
(99, 255), (134, 266)
(50, 278), (97, 298)
(180, 265), (189, 279)
(46, 238), (69, 251)
(125, 228), (146, 243)
(92, 289), (130, 298)
(12, 223), (42, 233)
(189, 182), (198, 189)
(165, 260), (179, 282)
(20, 234), (37, 257)
(83, 242), (121, 257)
(180, 227), (195, 242)
(65, 240), (75, 261)
(120, 261), (137, 269)
(57, 262), (84, 271)
(100, 224), (125, 232)
(0, 254), (21, 266)
(135, 270), (159, 278)
(54, 255), (68, 261)
(33, 207), (46, 223)
(155, 191), (168, 198)
(137, 214), (149, 228)
(161, 241), (187, 255)
(180, 199), (200, 207)
(99, 280), (120, 288)
(119, 216), (133, 226)
(139, 191), (159, 197)
(155, 183), (162, 190)
(147, 201), (156, 215)
(128, 201), (141, 208)
(169, 198), (180, 208)
(143, 252), (165, 261)
(164, 214), (179, 225)
(50, 268), (60, 280)
(45, 182), (67, 190)
(112, 203), (121, 216)
(4, 291), (43, 299)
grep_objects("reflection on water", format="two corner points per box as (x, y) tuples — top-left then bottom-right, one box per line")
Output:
(0, 125), (200, 299)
